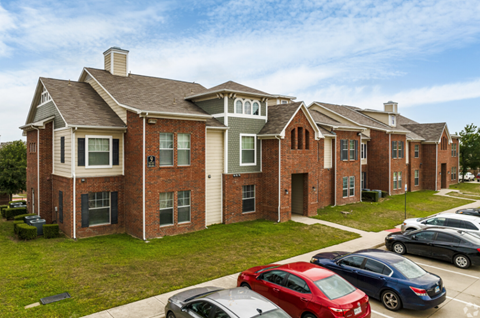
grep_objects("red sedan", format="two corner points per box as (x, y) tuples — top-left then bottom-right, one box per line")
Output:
(237, 262), (371, 318)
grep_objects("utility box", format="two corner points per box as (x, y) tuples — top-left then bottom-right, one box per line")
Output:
(30, 219), (46, 235)
(25, 215), (40, 225)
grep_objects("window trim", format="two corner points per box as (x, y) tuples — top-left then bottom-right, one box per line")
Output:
(88, 191), (111, 227)
(398, 171), (402, 189)
(233, 98), (262, 116)
(160, 192), (174, 227)
(414, 170), (419, 186)
(160, 133), (174, 167)
(414, 144), (419, 158)
(342, 177), (348, 198)
(393, 172), (397, 190)
(341, 139), (348, 161)
(242, 185), (255, 213)
(177, 133), (191, 166)
(240, 134), (257, 166)
(349, 176), (355, 197)
(361, 143), (367, 160)
(177, 190), (191, 224)
(85, 135), (113, 169)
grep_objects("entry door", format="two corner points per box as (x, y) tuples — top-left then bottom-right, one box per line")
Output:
(441, 164), (447, 188)
(31, 188), (35, 214)
(291, 174), (304, 215)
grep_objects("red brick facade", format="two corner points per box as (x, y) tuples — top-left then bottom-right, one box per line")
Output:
(407, 142), (422, 192)
(335, 131), (362, 205)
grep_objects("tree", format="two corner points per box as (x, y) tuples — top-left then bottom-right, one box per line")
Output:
(459, 124), (480, 181)
(0, 140), (27, 201)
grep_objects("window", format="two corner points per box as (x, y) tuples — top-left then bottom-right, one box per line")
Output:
(160, 192), (174, 226)
(245, 101), (252, 115)
(392, 141), (397, 159)
(281, 100), (288, 104)
(393, 172), (397, 190)
(40, 86), (51, 105)
(446, 218), (464, 229)
(414, 231), (436, 241)
(398, 171), (402, 189)
(398, 141), (403, 158)
(241, 135), (256, 165)
(415, 170), (419, 186)
(362, 172), (367, 189)
(361, 143), (367, 159)
(340, 140), (348, 160)
(177, 134), (191, 166)
(60, 137), (65, 163)
(213, 307), (229, 318)
(390, 115), (395, 126)
(305, 130), (310, 150)
(87, 137), (111, 167)
(160, 133), (174, 166)
(339, 256), (364, 268)
(262, 270), (288, 285)
(189, 301), (213, 318)
(234, 99), (261, 116)
(349, 176), (355, 196)
(236, 100), (243, 114)
(463, 221), (478, 230)
(435, 232), (461, 244)
(451, 167), (457, 180)
(364, 259), (389, 275)
(452, 143), (457, 157)
(286, 275), (310, 293)
(252, 102), (260, 115)
(242, 185), (255, 213)
(349, 140), (355, 160)
(88, 192), (110, 226)
(291, 129), (296, 149)
(342, 177), (348, 197)
(414, 144), (419, 158)
(315, 275), (356, 300)
(29, 142), (36, 153)
(425, 217), (445, 226)
(298, 127), (303, 149)
(178, 191), (191, 223)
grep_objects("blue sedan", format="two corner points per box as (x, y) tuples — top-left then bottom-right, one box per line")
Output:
(310, 249), (446, 311)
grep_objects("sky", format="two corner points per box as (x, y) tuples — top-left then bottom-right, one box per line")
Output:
(1, 0), (480, 142)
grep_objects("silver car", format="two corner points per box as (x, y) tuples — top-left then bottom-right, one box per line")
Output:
(401, 213), (480, 234)
(165, 287), (291, 318)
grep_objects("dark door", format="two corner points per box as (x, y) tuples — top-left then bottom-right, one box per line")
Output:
(333, 255), (365, 286)
(278, 274), (312, 318)
(254, 270), (288, 305)
(404, 231), (436, 257)
(431, 232), (461, 262)
(356, 259), (389, 298)
(441, 164), (447, 188)
(291, 174), (304, 215)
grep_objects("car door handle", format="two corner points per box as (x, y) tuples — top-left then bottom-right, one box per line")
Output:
(300, 297), (309, 302)
(273, 288), (280, 292)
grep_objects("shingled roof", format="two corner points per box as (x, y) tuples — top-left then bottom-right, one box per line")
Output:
(186, 80), (272, 99)
(402, 123), (446, 142)
(259, 102), (302, 135)
(85, 68), (210, 117)
(309, 109), (359, 128)
(41, 78), (125, 128)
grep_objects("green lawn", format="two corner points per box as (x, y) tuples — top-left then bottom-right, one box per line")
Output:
(449, 182), (480, 195)
(0, 219), (358, 318)
(313, 190), (474, 232)
(446, 191), (480, 199)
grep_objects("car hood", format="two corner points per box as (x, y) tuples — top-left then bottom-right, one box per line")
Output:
(169, 287), (223, 305)
(313, 251), (350, 261)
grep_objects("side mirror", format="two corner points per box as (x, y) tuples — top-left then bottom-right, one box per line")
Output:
(181, 307), (188, 313)
(412, 235), (417, 240)
(421, 221), (426, 225)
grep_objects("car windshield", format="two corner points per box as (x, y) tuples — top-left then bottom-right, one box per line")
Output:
(393, 258), (426, 279)
(255, 266), (281, 273)
(314, 275), (356, 300)
(251, 309), (290, 318)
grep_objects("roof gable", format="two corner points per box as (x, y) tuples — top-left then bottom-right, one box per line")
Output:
(186, 80), (272, 100)
(402, 123), (447, 143)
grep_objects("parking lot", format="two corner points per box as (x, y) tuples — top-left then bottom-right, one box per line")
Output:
(368, 246), (480, 318)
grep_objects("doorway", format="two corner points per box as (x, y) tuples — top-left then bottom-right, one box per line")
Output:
(441, 164), (447, 188)
(31, 188), (35, 214)
(291, 174), (305, 215)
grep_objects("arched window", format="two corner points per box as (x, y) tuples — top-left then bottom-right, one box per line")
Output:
(305, 130), (310, 149)
(236, 100), (243, 114)
(245, 101), (252, 115)
(291, 129), (296, 149)
(252, 102), (260, 115)
(298, 127), (303, 149)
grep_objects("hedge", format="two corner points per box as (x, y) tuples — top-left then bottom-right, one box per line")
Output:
(5, 207), (28, 220)
(13, 213), (37, 222)
(17, 224), (37, 240)
(9, 200), (27, 206)
(0, 205), (8, 218)
(381, 191), (389, 198)
(43, 224), (59, 239)
(13, 220), (24, 235)
(362, 191), (379, 202)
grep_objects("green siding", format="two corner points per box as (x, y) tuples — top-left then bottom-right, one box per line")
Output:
(33, 101), (66, 128)
(216, 117), (224, 124)
(195, 99), (224, 115)
(228, 99), (266, 116)
(228, 117), (266, 173)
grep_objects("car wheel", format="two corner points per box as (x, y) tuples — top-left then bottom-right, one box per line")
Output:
(167, 312), (176, 318)
(392, 242), (406, 255)
(406, 228), (417, 232)
(240, 282), (251, 289)
(381, 290), (402, 311)
(454, 254), (471, 269)
(302, 313), (317, 318)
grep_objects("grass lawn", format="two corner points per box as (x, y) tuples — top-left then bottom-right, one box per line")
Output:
(449, 182), (480, 195)
(446, 191), (480, 199)
(313, 190), (474, 232)
(0, 219), (358, 318)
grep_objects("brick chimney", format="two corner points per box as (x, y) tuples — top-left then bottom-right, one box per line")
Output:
(103, 47), (129, 77)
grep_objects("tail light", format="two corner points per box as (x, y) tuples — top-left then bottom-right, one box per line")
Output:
(329, 307), (348, 316)
(410, 286), (427, 296)
(477, 248), (480, 253)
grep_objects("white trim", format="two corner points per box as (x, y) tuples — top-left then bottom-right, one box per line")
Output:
(52, 121), (55, 175)
(110, 51), (114, 74)
(122, 135), (125, 176)
(177, 133), (191, 166)
(389, 133), (391, 195)
(143, 117), (146, 240)
(266, 99), (268, 122)
(241, 185), (256, 213)
(205, 126), (207, 228)
(233, 98), (263, 118)
(72, 127), (76, 239)
(334, 136), (337, 206)
(342, 176), (348, 198)
(85, 135), (113, 169)
(206, 126), (228, 130)
(435, 144), (438, 191)
(39, 79), (68, 126)
(227, 113), (267, 120)
(277, 103), (323, 140)
(260, 139), (263, 172)
(71, 125), (126, 130)
(186, 89), (272, 100)
(54, 127), (71, 132)
(276, 137), (281, 222)
(239, 133), (257, 166)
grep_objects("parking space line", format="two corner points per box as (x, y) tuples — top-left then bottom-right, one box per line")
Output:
(371, 310), (393, 318)
(446, 296), (480, 308)
(415, 263), (480, 279)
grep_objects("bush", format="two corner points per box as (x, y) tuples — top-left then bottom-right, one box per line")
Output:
(0, 205), (7, 218)
(381, 191), (389, 198)
(17, 224), (37, 240)
(4, 207), (28, 220)
(362, 191), (379, 202)
(9, 200), (26, 205)
(13, 213), (37, 222)
(43, 224), (59, 239)
(13, 220), (24, 235)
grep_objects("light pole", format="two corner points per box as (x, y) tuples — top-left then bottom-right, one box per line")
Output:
(404, 183), (407, 220)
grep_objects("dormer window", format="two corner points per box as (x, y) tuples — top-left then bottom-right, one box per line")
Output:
(40, 86), (51, 105)
(234, 99), (261, 116)
(390, 115), (396, 126)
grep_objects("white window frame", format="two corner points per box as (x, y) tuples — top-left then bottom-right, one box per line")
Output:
(342, 177), (348, 198)
(177, 190), (191, 224)
(349, 140), (355, 160)
(390, 115), (396, 126)
(240, 133), (257, 166)
(349, 176), (355, 197)
(414, 145), (419, 158)
(177, 133), (191, 166)
(85, 135), (113, 169)
(38, 86), (52, 107)
(88, 191), (111, 227)
(233, 98), (262, 117)
(361, 143), (367, 159)
(393, 172), (397, 190)
(160, 192), (174, 227)
(415, 170), (419, 186)
(398, 171), (402, 189)
(242, 185), (255, 213)
(160, 133), (174, 167)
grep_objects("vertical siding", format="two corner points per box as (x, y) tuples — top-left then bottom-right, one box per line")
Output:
(54, 129), (72, 177)
(324, 138), (332, 168)
(112, 53), (127, 76)
(104, 53), (111, 72)
(86, 77), (127, 123)
(206, 130), (224, 225)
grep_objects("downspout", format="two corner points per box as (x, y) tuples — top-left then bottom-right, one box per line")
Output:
(435, 144), (438, 191)
(32, 126), (40, 217)
(205, 126), (207, 228)
(388, 134), (391, 196)
(275, 136), (281, 222)
(333, 135), (337, 207)
(143, 115), (146, 240)
(359, 135), (362, 202)
(72, 127), (77, 239)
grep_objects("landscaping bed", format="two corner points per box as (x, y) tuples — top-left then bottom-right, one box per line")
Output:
(0, 218), (358, 318)
(314, 190), (475, 232)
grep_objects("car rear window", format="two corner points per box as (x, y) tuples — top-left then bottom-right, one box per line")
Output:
(252, 309), (290, 318)
(393, 258), (426, 279)
(461, 232), (480, 244)
(255, 266), (280, 273)
(315, 275), (356, 300)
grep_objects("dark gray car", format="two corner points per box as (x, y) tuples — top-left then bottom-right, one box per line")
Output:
(165, 287), (291, 318)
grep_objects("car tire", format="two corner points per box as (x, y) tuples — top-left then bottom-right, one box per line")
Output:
(392, 242), (406, 255)
(381, 290), (402, 311)
(240, 282), (251, 289)
(406, 228), (417, 232)
(454, 254), (471, 269)
(167, 312), (176, 318)
(302, 313), (317, 318)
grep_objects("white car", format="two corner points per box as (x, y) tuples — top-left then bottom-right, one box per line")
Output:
(401, 213), (480, 235)
(464, 172), (475, 181)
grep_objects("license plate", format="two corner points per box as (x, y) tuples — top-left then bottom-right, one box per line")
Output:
(435, 286), (440, 293)
(354, 307), (362, 315)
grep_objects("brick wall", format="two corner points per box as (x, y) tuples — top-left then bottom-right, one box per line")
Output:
(261, 139), (280, 221)
(422, 144), (437, 190)
(408, 142), (423, 192)
(52, 175), (73, 237)
(390, 134), (407, 195)
(335, 131), (361, 205)
(437, 130), (459, 189)
(367, 130), (389, 192)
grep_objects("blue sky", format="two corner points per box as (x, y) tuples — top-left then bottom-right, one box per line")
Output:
(1, 0), (480, 142)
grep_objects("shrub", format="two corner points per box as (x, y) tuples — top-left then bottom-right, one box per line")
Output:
(9, 200), (26, 206)
(381, 191), (389, 198)
(13, 220), (24, 235)
(362, 191), (379, 202)
(4, 207), (28, 220)
(43, 224), (59, 239)
(13, 213), (37, 222)
(0, 205), (7, 218)
(17, 224), (37, 240)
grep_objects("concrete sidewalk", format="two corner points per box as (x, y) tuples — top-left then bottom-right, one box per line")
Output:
(83, 216), (388, 318)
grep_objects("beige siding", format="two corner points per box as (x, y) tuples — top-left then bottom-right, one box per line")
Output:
(363, 128), (371, 137)
(309, 105), (361, 128)
(206, 130), (224, 225)
(104, 53), (111, 72)
(362, 111), (389, 125)
(86, 77), (127, 123)
(361, 141), (367, 165)
(54, 129), (72, 177)
(324, 138), (333, 168)
(112, 53), (127, 77)
(75, 129), (124, 177)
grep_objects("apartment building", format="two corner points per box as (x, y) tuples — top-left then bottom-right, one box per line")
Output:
(21, 47), (460, 239)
